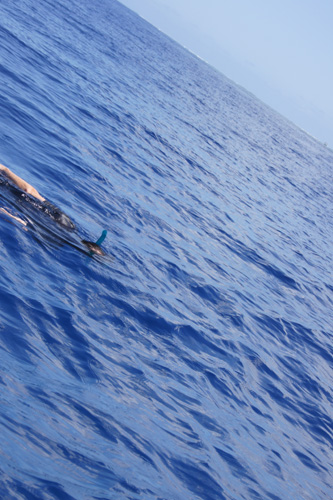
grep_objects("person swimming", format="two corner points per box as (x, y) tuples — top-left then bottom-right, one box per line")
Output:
(0, 164), (106, 255)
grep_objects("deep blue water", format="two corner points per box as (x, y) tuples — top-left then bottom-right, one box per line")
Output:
(0, 0), (332, 499)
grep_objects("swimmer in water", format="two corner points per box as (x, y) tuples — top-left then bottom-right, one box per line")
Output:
(0, 164), (106, 255)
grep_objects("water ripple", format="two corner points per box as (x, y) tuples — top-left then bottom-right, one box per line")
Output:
(0, 0), (332, 499)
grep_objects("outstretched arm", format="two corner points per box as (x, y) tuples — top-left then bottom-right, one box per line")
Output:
(0, 164), (45, 201)
(0, 207), (27, 226)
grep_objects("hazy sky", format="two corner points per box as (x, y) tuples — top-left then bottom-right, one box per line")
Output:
(120, 0), (332, 148)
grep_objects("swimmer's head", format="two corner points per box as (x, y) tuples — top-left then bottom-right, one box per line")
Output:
(81, 240), (105, 256)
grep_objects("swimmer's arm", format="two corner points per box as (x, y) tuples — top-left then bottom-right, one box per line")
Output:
(0, 164), (45, 201)
(0, 208), (27, 226)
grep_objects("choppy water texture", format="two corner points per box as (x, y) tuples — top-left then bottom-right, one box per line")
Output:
(0, 1), (332, 499)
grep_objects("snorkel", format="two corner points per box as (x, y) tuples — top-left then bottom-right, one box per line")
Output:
(82, 229), (107, 256)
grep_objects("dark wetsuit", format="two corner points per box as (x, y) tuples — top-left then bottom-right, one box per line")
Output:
(1, 173), (76, 231)
(41, 200), (76, 231)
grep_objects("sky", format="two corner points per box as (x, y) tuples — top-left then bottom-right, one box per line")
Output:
(120, 0), (333, 148)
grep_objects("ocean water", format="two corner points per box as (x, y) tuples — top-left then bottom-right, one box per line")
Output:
(0, 0), (332, 499)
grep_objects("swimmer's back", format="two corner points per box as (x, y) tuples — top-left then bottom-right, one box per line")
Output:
(42, 200), (76, 231)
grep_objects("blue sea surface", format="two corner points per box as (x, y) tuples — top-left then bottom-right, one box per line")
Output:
(0, 0), (332, 499)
